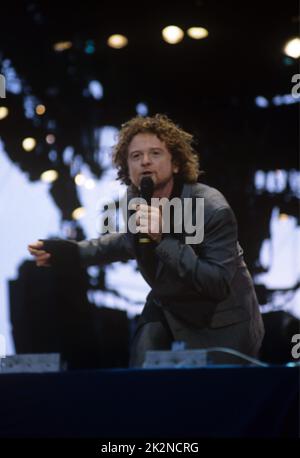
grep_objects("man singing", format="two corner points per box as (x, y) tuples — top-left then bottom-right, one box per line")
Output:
(29, 114), (264, 367)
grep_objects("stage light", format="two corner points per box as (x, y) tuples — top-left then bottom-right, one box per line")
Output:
(0, 107), (9, 120)
(72, 207), (86, 220)
(283, 56), (293, 66)
(254, 170), (265, 191)
(75, 173), (86, 186)
(63, 146), (74, 165)
(284, 38), (300, 59)
(136, 102), (148, 116)
(279, 213), (289, 221)
(255, 96), (269, 108)
(48, 150), (57, 162)
(53, 41), (73, 52)
(85, 40), (95, 54)
(22, 137), (36, 151)
(40, 169), (58, 183)
(107, 34), (128, 49)
(88, 80), (103, 100)
(84, 178), (95, 190)
(36, 104), (46, 115)
(187, 27), (208, 40)
(46, 134), (55, 144)
(162, 26), (184, 44)
(272, 94), (298, 106)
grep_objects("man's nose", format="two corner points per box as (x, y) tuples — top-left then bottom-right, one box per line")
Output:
(141, 153), (151, 165)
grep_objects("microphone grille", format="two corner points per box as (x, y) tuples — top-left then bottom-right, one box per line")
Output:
(140, 176), (154, 204)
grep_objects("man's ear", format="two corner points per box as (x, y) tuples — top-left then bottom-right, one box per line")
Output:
(173, 163), (179, 174)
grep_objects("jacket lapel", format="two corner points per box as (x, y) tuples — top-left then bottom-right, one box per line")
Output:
(155, 183), (194, 280)
(124, 182), (197, 283)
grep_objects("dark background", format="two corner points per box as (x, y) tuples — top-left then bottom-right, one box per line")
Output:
(0, 0), (298, 368)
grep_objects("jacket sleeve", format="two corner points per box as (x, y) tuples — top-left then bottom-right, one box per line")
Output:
(154, 206), (238, 302)
(77, 232), (135, 267)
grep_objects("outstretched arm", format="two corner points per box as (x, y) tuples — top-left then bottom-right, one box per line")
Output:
(28, 241), (51, 267)
(28, 233), (135, 268)
(77, 232), (135, 266)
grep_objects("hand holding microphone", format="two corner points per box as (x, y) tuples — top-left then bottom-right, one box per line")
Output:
(137, 176), (162, 244)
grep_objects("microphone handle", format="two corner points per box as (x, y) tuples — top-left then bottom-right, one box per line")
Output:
(138, 199), (152, 244)
(139, 177), (154, 244)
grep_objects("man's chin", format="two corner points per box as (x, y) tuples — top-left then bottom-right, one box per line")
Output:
(139, 174), (155, 186)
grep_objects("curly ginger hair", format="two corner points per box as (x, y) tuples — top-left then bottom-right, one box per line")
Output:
(113, 114), (201, 185)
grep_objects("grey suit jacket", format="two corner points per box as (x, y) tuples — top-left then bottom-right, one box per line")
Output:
(77, 182), (264, 351)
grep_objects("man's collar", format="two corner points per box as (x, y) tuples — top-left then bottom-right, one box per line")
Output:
(126, 181), (195, 201)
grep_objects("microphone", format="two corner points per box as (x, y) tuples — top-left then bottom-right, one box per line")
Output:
(138, 176), (154, 244)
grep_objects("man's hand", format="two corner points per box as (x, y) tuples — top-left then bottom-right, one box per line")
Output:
(136, 204), (162, 243)
(28, 241), (51, 267)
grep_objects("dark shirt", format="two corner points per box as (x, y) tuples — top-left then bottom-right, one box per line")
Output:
(135, 176), (183, 283)
(136, 176), (184, 326)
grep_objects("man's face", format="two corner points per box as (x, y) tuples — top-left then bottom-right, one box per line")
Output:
(127, 133), (178, 196)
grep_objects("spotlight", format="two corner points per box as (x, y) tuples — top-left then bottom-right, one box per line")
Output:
(279, 213), (289, 221)
(46, 134), (55, 144)
(136, 102), (148, 116)
(162, 26), (184, 44)
(53, 41), (73, 52)
(36, 104), (46, 115)
(84, 178), (95, 190)
(22, 137), (36, 151)
(49, 150), (57, 162)
(72, 207), (86, 220)
(107, 34), (128, 49)
(187, 27), (208, 40)
(40, 169), (58, 183)
(284, 37), (300, 59)
(0, 107), (9, 120)
(88, 80), (103, 100)
(255, 96), (269, 108)
(85, 40), (95, 54)
(75, 174), (86, 186)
